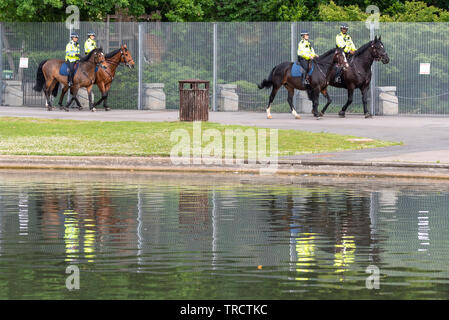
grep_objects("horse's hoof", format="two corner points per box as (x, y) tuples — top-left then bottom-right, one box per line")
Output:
(319, 112), (324, 117)
(365, 113), (372, 119)
(267, 115), (272, 119)
(64, 108), (69, 112)
(78, 107), (83, 110)
(91, 108), (96, 112)
(105, 107), (110, 112)
(47, 108), (52, 111)
(295, 115), (301, 119)
(338, 112), (345, 118)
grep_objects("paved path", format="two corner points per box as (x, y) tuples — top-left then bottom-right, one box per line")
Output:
(1, 106), (448, 163)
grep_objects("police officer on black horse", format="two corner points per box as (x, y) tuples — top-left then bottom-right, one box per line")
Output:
(297, 30), (318, 86)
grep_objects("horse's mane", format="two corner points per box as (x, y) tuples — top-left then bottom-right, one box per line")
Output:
(317, 48), (336, 60)
(354, 41), (372, 57)
(80, 47), (103, 62)
(105, 48), (121, 59)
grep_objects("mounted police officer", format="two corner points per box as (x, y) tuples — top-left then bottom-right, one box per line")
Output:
(335, 23), (356, 83)
(336, 23), (356, 55)
(297, 31), (318, 85)
(65, 32), (80, 87)
(84, 31), (97, 55)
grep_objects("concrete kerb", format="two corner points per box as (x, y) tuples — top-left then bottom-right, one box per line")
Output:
(1, 155), (449, 180)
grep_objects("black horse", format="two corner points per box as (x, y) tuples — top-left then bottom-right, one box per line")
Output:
(320, 36), (390, 118)
(258, 47), (348, 119)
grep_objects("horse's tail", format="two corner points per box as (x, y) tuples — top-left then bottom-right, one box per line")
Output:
(33, 60), (48, 92)
(258, 67), (276, 89)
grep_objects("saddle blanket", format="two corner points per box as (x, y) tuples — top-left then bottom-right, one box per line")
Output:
(291, 61), (314, 78)
(59, 63), (99, 76)
(59, 62), (79, 76)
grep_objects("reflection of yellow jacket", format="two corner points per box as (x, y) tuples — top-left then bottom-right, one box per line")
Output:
(334, 237), (356, 272)
(297, 39), (317, 60)
(296, 233), (316, 280)
(336, 32), (356, 53)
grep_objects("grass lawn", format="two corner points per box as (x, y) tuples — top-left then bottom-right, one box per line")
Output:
(0, 117), (400, 157)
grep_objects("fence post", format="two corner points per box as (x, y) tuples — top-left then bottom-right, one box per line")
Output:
(369, 22), (376, 116)
(212, 23), (217, 112)
(137, 22), (143, 110)
(0, 23), (3, 105)
(291, 22), (296, 110)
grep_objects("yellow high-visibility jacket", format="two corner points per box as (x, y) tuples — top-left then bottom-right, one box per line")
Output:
(297, 39), (317, 60)
(84, 38), (97, 55)
(65, 41), (80, 62)
(336, 32), (356, 53)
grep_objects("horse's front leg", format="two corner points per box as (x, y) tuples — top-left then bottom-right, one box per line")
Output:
(361, 85), (372, 118)
(92, 81), (105, 109)
(103, 84), (112, 111)
(64, 87), (79, 112)
(319, 88), (332, 117)
(87, 86), (93, 111)
(311, 89), (321, 119)
(339, 88), (354, 118)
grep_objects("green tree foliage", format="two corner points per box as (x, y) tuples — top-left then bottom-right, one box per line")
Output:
(1, 1), (449, 22)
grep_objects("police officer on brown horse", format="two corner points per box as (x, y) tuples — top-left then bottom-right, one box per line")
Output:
(65, 32), (80, 87)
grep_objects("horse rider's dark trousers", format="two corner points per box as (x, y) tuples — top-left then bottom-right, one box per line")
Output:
(66, 60), (76, 85)
(297, 56), (310, 81)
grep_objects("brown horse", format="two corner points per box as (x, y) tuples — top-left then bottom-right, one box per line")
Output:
(33, 48), (107, 111)
(56, 44), (135, 112)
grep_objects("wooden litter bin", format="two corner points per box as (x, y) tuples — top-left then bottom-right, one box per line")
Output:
(179, 79), (209, 121)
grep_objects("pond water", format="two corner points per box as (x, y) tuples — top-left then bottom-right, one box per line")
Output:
(0, 170), (448, 300)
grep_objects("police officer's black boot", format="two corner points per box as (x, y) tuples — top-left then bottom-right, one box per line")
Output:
(302, 73), (309, 86)
(335, 67), (342, 84)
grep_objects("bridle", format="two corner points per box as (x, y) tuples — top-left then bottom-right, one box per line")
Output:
(106, 49), (133, 68)
(335, 49), (349, 70)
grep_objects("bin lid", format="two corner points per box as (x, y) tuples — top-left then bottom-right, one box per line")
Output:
(178, 79), (209, 84)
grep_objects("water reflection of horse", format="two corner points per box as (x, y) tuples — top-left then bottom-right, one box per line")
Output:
(258, 47), (348, 119)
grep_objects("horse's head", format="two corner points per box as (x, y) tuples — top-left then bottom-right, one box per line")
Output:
(92, 48), (107, 69)
(334, 46), (349, 70)
(371, 36), (389, 64)
(120, 44), (135, 69)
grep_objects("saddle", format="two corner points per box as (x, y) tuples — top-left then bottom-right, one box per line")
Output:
(59, 62), (100, 76)
(291, 61), (315, 78)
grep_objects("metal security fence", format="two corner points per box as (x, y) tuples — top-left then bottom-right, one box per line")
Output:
(0, 22), (138, 109)
(1, 21), (449, 115)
